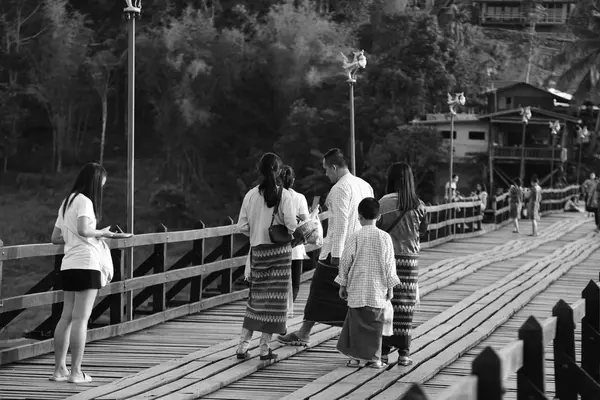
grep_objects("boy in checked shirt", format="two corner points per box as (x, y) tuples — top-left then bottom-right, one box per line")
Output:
(335, 197), (400, 368)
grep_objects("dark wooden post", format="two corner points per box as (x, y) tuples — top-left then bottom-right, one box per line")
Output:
(50, 254), (64, 329)
(398, 383), (429, 400)
(472, 346), (503, 400)
(109, 248), (124, 324)
(0, 239), (3, 300)
(220, 217), (234, 294)
(152, 224), (167, 313)
(582, 280), (600, 391)
(553, 300), (578, 400)
(517, 316), (546, 400)
(190, 220), (205, 303)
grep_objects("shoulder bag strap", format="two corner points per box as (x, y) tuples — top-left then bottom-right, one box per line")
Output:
(269, 187), (283, 228)
(379, 209), (408, 233)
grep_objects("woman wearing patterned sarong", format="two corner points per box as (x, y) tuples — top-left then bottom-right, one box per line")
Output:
(509, 178), (524, 233)
(377, 162), (427, 367)
(236, 153), (297, 361)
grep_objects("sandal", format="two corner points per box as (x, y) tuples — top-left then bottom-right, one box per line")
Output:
(68, 372), (93, 384)
(49, 370), (70, 382)
(236, 351), (250, 360)
(276, 332), (309, 347)
(397, 356), (413, 367)
(259, 349), (278, 361)
(367, 361), (388, 369)
(346, 359), (361, 368)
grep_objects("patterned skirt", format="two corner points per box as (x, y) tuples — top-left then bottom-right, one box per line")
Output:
(383, 254), (418, 350)
(242, 243), (292, 335)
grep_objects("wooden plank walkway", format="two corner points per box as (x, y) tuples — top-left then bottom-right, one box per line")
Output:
(0, 213), (592, 399)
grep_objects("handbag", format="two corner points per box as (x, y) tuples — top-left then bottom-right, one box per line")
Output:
(268, 187), (293, 244)
(382, 300), (394, 336)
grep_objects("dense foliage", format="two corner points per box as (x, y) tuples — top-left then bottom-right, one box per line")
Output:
(0, 0), (580, 209)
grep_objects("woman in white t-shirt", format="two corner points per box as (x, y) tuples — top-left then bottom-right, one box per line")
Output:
(281, 166), (309, 302)
(50, 163), (117, 384)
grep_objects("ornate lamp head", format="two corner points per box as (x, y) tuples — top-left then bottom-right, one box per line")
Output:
(520, 106), (531, 124)
(549, 120), (561, 135)
(447, 93), (466, 115)
(124, 0), (142, 19)
(341, 50), (367, 83)
(577, 124), (590, 142)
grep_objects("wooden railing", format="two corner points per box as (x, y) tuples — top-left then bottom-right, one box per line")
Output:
(0, 186), (578, 365)
(494, 146), (567, 162)
(400, 277), (600, 400)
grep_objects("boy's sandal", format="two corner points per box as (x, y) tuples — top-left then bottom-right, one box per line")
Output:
(68, 372), (93, 384)
(346, 359), (361, 368)
(236, 351), (250, 360)
(397, 357), (414, 367)
(259, 349), (278, 361)
(366, 361), (388, 369)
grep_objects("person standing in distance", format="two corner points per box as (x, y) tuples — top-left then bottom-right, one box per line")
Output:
(278, 148), (374, 346)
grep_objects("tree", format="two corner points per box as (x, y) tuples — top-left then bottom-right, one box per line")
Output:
(86, 44), (119, 164)
(27, 0), (91, 172)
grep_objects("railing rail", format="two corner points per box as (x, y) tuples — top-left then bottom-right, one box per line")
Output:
(0, 185), (579, 365)
(494, 146), (567, 161)
(400, 276), (600, 400)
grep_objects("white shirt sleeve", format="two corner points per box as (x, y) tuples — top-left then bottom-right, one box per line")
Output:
(237, 192), (251, 237)
(330, 185), (351, 259)
(75, 195), (96, 222)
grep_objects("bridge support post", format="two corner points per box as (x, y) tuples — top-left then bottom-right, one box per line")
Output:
(517, 316), (546, 400)
(190, 220), (205, 303)
(581, 281), (600, 399)
(49, 254), (64, 334)
(398, 384), (429, 399)
(110, 248), (124, 324)
(220, 217), (233, 294)
(553, 300), (577, 400)
(472, 346), (503, 400)
(153, 224), (167, 313)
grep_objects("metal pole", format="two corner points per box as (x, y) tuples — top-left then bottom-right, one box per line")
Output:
(349, 82), (356, 175)
(577, 142), (582, 183)
(125, 15), (136, 321)
(550, 136), (555, 188)
(520, 123), (526, 182)
(449, 114), (454, 198)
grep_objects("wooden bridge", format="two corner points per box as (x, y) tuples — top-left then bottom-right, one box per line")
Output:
(2, 185), (600, 400)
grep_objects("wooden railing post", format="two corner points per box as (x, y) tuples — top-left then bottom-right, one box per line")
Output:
(582, 280), (600, 392)
(517, 316), (546, 400)
(553, 300), (577, 400)
(472, 346), (503, 400)
(153, 224), (167, 313)
(220, 217), (234, 294)
(190, 220), (205, 303)
(109, 248), (124, 324)
(0, 239), (3, 300)
(50, 254), (64, 331)
(398, 383), (429, 399)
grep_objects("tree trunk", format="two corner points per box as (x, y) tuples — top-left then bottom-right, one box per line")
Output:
(100, 94), (107, 164)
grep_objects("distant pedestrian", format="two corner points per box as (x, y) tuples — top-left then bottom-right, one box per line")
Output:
(509, 178), (524, 233)
(335, 197), (400, 369)
(528, 175), (542, 236)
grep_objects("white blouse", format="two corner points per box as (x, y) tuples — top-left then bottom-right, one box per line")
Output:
(54, 193), (103, 272)
(288, 189), (309, 260)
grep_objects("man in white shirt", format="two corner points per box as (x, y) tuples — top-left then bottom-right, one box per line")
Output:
(278, 148), (374, 346)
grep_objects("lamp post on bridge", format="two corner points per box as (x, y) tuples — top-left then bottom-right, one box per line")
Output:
(519, 106), (532, 182)
(341, 50), (367, 175)
(576, 122), (590, 183)
(447, 93), (466, 200)
(123, 0), (141, 321)
(549, 120), (561, 188)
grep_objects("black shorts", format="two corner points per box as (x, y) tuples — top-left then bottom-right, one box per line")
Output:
(60, 269), (102, 291)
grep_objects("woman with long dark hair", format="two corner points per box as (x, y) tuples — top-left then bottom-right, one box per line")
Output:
(376, 162), (427, 367)
(50, 162), (117, 383)
(236, 153), (297, 360)
(280, 165), (309, 304)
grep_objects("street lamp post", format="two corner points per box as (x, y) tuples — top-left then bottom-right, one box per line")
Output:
(576, 122), (589, 183)
(447, 93), (466, 199)
(519, 106), (532, 182)
(341, 50), (367, 175)
(123, 0), (141, 321)
(549, 120), (561, 188)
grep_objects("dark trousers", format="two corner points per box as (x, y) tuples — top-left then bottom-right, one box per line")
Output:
(595, 208), (600, 228)
(382, 328), (412, 357)
(291, 259), (303, 302)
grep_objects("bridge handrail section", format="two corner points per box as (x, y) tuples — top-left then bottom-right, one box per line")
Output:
(400, 276), (600, 400)
(0, 185), (578, 365)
